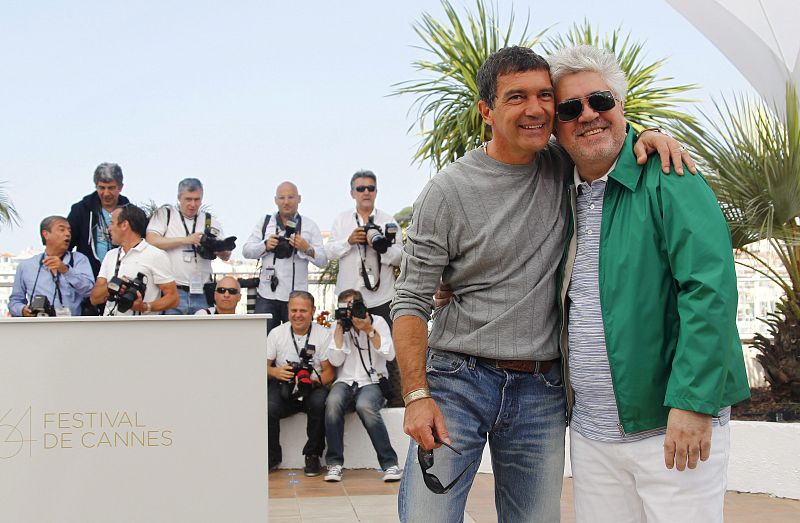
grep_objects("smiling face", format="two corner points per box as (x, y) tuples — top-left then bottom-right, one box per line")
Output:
(478, 69), (555, 165)
(288, 295), (315, 335)
(555, 71), (627, 179)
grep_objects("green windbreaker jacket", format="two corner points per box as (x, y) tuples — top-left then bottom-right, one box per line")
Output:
(562, 129), (750, 434)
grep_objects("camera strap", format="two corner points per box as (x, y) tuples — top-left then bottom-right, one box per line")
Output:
(268, 214), (301, 292)
(351, 328), (377, 383)
(354, 213), (381, 291)
(290, 324), (321, 381)
(179, 210), (199, 260)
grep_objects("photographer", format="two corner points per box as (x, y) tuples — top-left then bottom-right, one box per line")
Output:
(267, 291), (334, 476)
(91, 205), (178, 316)
(146, 178), (234, 315)
(9, 216), (94, 317)
(323, 289), (401, 483)
(243, 181), (327, 332)
(324, 170), (401, 326)
(67, 163), (130, 277)
(194, 276), (241, 315)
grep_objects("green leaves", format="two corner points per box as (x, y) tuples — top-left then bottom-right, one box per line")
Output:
(0, 181), (20, 230)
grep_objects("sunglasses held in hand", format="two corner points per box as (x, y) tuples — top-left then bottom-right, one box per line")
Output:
(417, 437), (477, 494)
(556, 90), (618, 122)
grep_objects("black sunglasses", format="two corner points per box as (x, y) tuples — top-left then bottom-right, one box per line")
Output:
(556, 90), (618, 122)
(417, 438), (477, 494)
(215, 287), (240, 295)
(353, 185), (376, 193)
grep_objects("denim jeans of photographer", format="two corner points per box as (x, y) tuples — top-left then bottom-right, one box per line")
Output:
(325, 382), (398, 470)
(255, 295), (288, 333)
(165, 288), (208, 315)
(267, 380), (328, 467)
(398, 349), (566, 523)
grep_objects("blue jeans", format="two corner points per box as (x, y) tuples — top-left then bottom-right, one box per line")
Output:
(165, 288), (208, 315)
(324, 382), (398, 470)
(398, 349), (567, 523)
(254, 295), (288, 333)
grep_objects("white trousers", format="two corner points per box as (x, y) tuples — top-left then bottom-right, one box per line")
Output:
(570, 424), (730, 523)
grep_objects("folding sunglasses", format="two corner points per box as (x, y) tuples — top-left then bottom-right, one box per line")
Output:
(556, 90), (618, 122)
(417, 438), (477, 494)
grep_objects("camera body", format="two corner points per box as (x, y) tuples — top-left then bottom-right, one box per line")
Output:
(362, 217), (398, 254)
(280, 345), (316, 401)
(29, 295), (56, 317)
(273, 219), (298, 259)
(334, 298), (368, 332)
(107, 272), (147, 314)
(196, 226), (237, 260)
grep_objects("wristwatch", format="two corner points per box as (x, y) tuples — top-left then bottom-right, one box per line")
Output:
(305, 247), (315, 257)
(367, 329), (376, 338)
(144, 302), (152, 313)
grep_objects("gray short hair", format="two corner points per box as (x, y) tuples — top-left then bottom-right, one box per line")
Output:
(548, 45), (628, 100)
(93, 163), (123, 186)
(289, 290), (315, 307)
(178, 178), (203, 195)
(350, 170), (376, 189)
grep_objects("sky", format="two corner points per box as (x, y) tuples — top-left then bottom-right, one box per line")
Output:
(0, 0), (756, 256)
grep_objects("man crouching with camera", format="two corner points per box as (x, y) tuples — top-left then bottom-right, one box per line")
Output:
(267, 290), (334, 476)
(90, 205), (179, 316)
(323, 289), (402, 483)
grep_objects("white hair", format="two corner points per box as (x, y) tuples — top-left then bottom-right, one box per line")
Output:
(548, 45), (628, 100)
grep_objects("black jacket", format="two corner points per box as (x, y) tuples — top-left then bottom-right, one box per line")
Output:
(67, 192), (130, 276)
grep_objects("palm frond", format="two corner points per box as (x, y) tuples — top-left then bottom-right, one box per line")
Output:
(0, 182), (21, 230)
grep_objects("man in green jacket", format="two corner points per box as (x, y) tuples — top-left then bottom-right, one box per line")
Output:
(549, 45), (750, 523)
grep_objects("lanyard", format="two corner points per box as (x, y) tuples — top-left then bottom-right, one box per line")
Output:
(30, 253), (68, 307)
(179, 212), (198, 259)
(351, 329), (377, 383)
(270, 213), (299, 292)
(290, 323), (312, 357)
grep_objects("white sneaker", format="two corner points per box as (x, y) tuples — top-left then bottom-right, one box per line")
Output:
(324, 465), (343, 482)
(382, 465), (402, 482)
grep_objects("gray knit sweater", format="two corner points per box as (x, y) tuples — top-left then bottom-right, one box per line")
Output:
(391, 144), (573, 360)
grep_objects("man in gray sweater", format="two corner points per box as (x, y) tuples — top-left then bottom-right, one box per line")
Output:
(391, 46), (692, 522)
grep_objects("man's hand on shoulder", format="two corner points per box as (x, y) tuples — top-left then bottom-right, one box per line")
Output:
(663, 408), (712, 471)
(635, 128), (698, 175)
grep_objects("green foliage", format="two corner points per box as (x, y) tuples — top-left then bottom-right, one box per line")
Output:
(539, 20), (699, 133)
(0, 181), (21, 230)
(392, 0), (547, 171)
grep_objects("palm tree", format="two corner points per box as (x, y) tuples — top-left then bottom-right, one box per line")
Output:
(393, 1), (699, 171)
(0, 182), (21, 230)
(674, 86), (800, 400)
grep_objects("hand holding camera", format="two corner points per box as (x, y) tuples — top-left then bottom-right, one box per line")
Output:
(107, 272), (147, 314)
(272, 219), (298, 259)
(334, 298), (369, 332)
(348, 227), (367, 245)
(279, 346), (317, 401)
(360, 217), (398, 254)
(195, 226), (237, 260)
(185, 232), (204, 247)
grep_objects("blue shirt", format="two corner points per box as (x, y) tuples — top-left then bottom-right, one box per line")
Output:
(9, 251), (95, 317)
(94, 208), (113, 262)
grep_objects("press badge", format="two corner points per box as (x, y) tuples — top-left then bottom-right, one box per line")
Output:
(182, 249), (194, 263)
(189, 274), (204, 294)
(55, 307), (72, 317)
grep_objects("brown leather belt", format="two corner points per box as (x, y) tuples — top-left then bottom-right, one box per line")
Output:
(474, 356), (556, 374)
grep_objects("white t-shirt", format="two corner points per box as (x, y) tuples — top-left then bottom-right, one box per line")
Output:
(146, 205), (224, 287)
(98, 240), (174, 316)
(266, 321), (332, 377)
(327, 315), (394, 387)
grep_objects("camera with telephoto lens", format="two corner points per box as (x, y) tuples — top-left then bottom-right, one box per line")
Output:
(195, 226), (237, 260)
(29, 295), (56, 317)
(273, 219), (297, 259)
(107, 272), (147, 314)
(334, 298), (368, 332)
(362, 217), (398, 254)
(280, 345), (316, 401)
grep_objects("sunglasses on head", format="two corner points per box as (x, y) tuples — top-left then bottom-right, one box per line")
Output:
(556, 90), (618, 122)
(215, 287), (239, 295)
(354, 185), (376, 193)
(417, 437), (477, 494)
